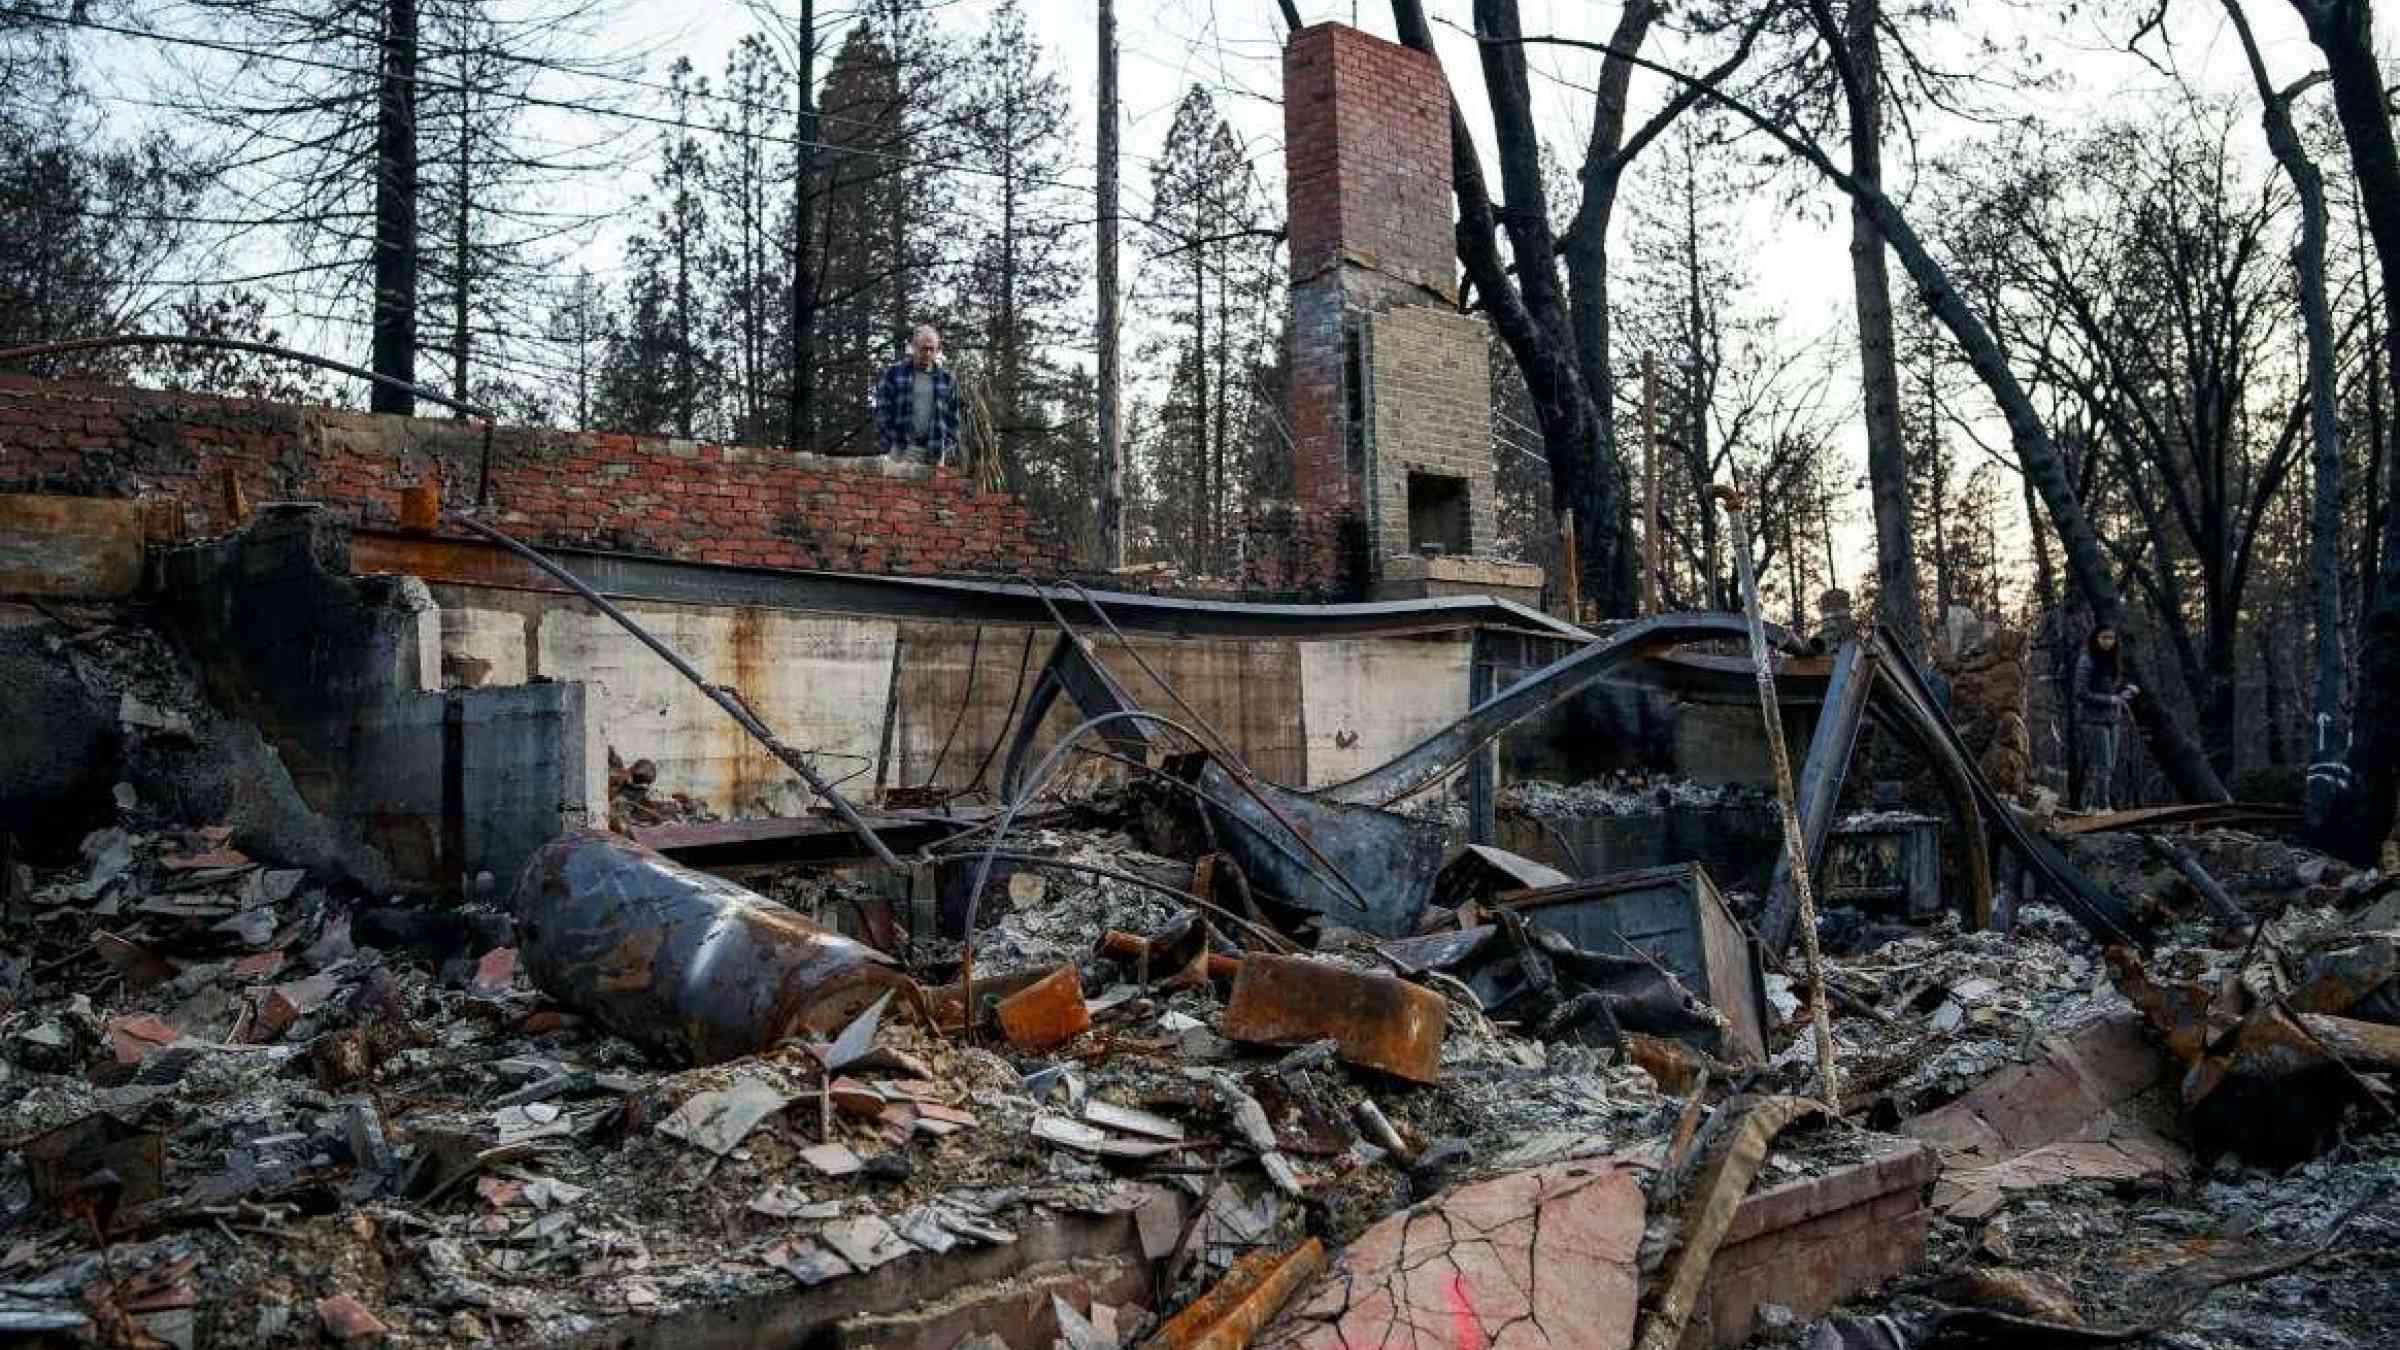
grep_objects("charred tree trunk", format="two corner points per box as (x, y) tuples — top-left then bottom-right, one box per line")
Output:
(371, 0), (419, 415)
(2290, 0), (2400, 860)
(451, 78), (471, 406)
(1820, 0), (1923, 656)
(787, 0), (819, 453)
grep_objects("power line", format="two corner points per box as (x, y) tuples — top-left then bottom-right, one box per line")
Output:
(12, 7), (1129, 202)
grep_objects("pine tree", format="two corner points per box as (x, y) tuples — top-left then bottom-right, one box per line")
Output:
(707, 35), (791, 444)
(956, 0), (1075, 465)
(1143, 85), (1277, 576)
(594, 60), (717, 437)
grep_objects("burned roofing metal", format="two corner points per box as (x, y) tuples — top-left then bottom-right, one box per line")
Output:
(350, 529), (1591, 640)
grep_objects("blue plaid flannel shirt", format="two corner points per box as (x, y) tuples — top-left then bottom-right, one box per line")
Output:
(873, 359), (959, 463)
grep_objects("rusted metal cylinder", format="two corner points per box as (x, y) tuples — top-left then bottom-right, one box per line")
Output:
(512, 830), (921, 1066)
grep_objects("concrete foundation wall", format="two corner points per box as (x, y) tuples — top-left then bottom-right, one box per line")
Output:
(1298, 637), (1471, 788)
(426, 583), (1482, 812)
(157, 507), (598, 892)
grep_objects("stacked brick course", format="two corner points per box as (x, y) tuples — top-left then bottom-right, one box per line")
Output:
(1272, 24), (1463, 596)
(0, 377), (1070, 576)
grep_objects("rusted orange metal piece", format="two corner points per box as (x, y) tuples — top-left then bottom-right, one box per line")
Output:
(512, 831), (921, 1066)
(995, 965), (1091, 1052)
(1144, 1238), (1326, 1350)
(1098, 930), (1242, 983)
(1220, 954), (1446, 1085)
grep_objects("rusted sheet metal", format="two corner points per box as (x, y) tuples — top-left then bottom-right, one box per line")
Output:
(1431, 844), (1573, 910)
(511, 830), (921, 1066)
(1315, 612), (1819, 809)
(0, 493), (147, 598)
(995, 966), (1091, 1051)
(349, 529), (1588, 639)
(1098, 928), (1240, 984)
(1143, 1238), (1325, 1350)
(1220, 954), (1446, 1084)
(25, 1113), (166, 1217)
(1759, 641), (1877, 953)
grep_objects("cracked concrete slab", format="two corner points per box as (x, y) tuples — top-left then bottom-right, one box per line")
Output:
(1260, 1160), (1644, 1350)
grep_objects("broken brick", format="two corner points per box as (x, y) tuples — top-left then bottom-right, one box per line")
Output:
(91, 931), (174, 993)
(1259, 1160), (1644, 1350)
(104, 1013), (180, 1065)
(829, 1077), (886, 1118)
(995, 966), (1090, 1052)
(469, 947), (518, 996)
(315, 1293), (388, 1342)
(252, 973), (339, 1041)
(1221, 954), (1446, 1085)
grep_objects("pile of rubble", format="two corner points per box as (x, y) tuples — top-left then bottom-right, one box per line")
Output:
(7, 773), (2395, 1349)
(7, 577), (2400, 1350)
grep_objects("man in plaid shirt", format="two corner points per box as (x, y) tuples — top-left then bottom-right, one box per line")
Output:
(873, 324), (959, 464)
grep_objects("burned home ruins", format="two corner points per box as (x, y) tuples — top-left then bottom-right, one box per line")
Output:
(4, 13), (2400, 1350)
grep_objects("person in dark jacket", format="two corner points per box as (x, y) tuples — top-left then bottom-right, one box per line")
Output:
(873, 324), (959, 464)
(2073, 625), (2138, 812)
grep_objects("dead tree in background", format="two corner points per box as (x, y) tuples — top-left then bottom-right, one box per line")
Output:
(2221, 1), (2347, 829)
(372, 0), (418, 412)
(1494, 18), (2232, 804)
(2286, 0), (2400, 861)
(1806, 0), (1923, 656)
(1389, 0), (1768, 619)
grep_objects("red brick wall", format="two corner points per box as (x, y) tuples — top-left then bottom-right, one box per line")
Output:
(0, 377), (1072, 576)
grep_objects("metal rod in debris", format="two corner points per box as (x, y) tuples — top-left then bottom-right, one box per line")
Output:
(441, 511), (902, 870)
(1709, 484), (1839, 1113)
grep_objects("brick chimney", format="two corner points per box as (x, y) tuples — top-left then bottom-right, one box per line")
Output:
(1273, 24), (1531, 604)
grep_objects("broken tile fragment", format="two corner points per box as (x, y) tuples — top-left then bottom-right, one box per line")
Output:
(800, 1142), (862, 1176)
(828, 1077), (885, 1118)
(762, 1237), (852, 1286)
(1034, 1113), (1180, 1160)
(818, 1215), (911, 1271)
(747, 1183), (813, 1218)
(253, 973), (340, 1041)
(1084, 1099), (1183, 1141)
(229, 950), (285, 981)
(655, 1077), (792, 1156)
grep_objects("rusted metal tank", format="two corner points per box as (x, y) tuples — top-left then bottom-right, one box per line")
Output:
(512, 830), (921, 1066)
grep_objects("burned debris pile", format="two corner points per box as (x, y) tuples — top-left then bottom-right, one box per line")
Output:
(2, 578), (2397, 1350)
